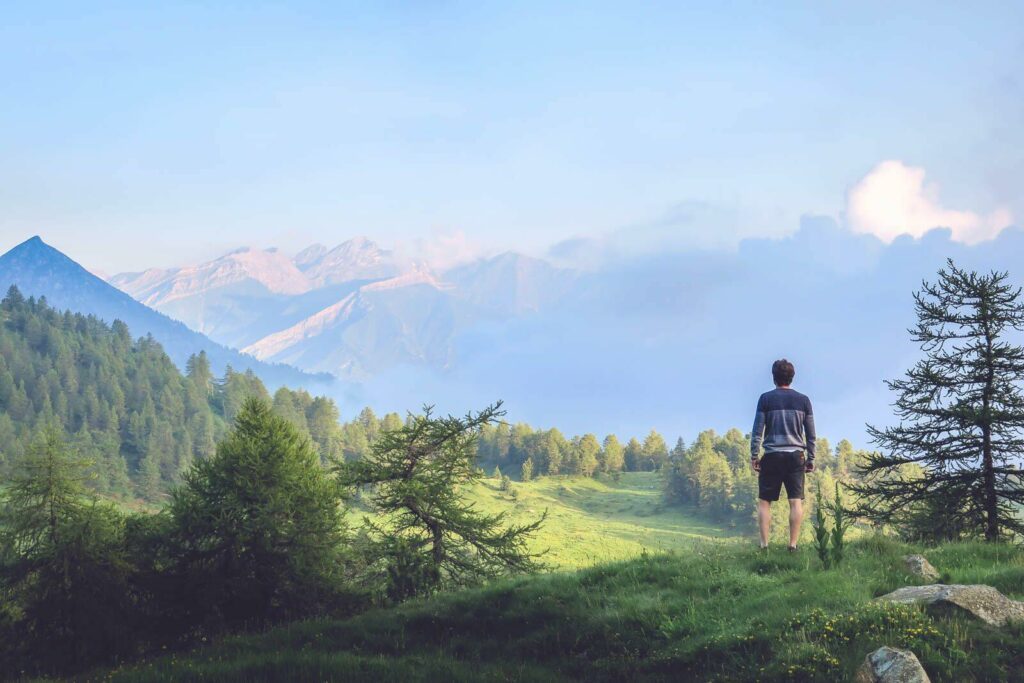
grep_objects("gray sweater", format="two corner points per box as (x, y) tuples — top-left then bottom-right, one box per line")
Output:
(750, 387), (816, 462)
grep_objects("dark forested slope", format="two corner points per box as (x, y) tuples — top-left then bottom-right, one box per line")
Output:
(0, 287), (340, 499)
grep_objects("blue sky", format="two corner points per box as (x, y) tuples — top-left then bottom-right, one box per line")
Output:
(1, 2), (1021, 272)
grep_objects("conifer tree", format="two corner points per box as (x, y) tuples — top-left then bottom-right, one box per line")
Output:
(576, 433), (601, 476)
(641, 430), (669, 471)
(0, 426), (132, 672)
(340, 403), (545, 597)
(170, 398), (348, 626)
(601, 434), (625, 472)
(850, 260), (1024, 540)
(623, 437), (643, 472)
(521, 457), (534, 482)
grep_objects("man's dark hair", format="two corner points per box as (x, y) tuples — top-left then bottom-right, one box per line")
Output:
(772, 359), (795, 386)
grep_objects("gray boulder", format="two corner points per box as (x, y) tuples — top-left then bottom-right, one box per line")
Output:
(902, 554), (940, 582)
(876, 584), (1024, 627)
(853, 646), (931, 683)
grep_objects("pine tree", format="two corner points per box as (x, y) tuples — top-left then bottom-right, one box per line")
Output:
(850, 260), (1024, 540)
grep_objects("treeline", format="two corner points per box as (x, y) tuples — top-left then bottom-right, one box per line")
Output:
(475, 423), (671, 478)
(0, 287), (352, 500)
(663, 430), (874, 525)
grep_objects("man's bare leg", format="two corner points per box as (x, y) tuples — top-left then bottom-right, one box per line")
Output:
(788, 498), (803, 548)
(757, 499), (771, 547)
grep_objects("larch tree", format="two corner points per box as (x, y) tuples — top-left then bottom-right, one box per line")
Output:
(601, 434), (625, 473)
(339, 403), (546, 600)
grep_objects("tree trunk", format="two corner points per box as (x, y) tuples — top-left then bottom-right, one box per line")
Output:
(981, 425), (999, 541)
(981, 300), (1000, 541)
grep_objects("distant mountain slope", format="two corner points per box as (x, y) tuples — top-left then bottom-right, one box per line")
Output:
(0, 236), (327, 388)
(243, 265), (457, 378)
(295, 237), (401, 286)
(109, 238), (404, 349)
(111, 246), (313, 305)
(110, 244), (579, 379)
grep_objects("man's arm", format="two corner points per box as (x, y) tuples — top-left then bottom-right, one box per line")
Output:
(750, 395), (766, 465)
(804, 397), (816, 463)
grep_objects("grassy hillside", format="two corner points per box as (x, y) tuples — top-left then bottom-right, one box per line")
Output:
(96, 537), (1024, 682)
(456, 472), (736, 568)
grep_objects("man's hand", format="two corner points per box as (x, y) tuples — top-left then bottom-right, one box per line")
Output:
(751, 458), (760, 472)
(804, 460), (815, 473)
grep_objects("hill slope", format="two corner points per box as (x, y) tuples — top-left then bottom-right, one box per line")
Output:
(104, 538), (1024, 682)
(0, 291), (347, 499)
(0, 236), (325, 388)
(453, 473), (731, 568)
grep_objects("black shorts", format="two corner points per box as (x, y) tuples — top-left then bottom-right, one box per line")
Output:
(758, 451), (806, 501)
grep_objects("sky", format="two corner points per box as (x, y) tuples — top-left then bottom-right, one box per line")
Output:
(1, 2), (1022, 272)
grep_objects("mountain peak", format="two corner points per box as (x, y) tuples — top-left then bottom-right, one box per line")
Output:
(13, 235), (54, 253)
(5, 235), (82, 270)
(296, 237), (400, 285)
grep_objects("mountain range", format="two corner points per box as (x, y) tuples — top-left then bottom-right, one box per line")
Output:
(4, 222), (1024, 445)
(110, 238), (577, 379)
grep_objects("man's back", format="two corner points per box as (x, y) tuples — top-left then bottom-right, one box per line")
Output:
(751, 387), (816, 459)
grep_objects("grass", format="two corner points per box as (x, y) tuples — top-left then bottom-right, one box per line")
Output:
(89, 536), (1024, 682)
(459, 472), (736, 568)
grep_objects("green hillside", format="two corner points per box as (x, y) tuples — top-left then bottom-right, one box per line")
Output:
(452, 472), (736, 568)
(100, 537), (1024, 682)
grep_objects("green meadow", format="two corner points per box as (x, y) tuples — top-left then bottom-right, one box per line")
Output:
(458, 472), (737, 568)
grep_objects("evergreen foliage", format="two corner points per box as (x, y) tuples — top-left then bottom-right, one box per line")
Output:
(850, 260), (1024, 541)
(340, 404), (546, 600)
(0, 288), (347, 499)
(168, 398), (351, 628)
(0, 427), (135, 672)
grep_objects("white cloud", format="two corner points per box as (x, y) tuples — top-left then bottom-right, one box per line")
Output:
(846, 160), (1013, 244)
(393, 230), (490, 272)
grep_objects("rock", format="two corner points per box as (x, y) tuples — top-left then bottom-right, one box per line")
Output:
(876, 584), (1024, 627)
(853, 646), (931, 683)
(903, 554), (940, 581)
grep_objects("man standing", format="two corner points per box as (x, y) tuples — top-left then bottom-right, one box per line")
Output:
(750, 359), (816, 551)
